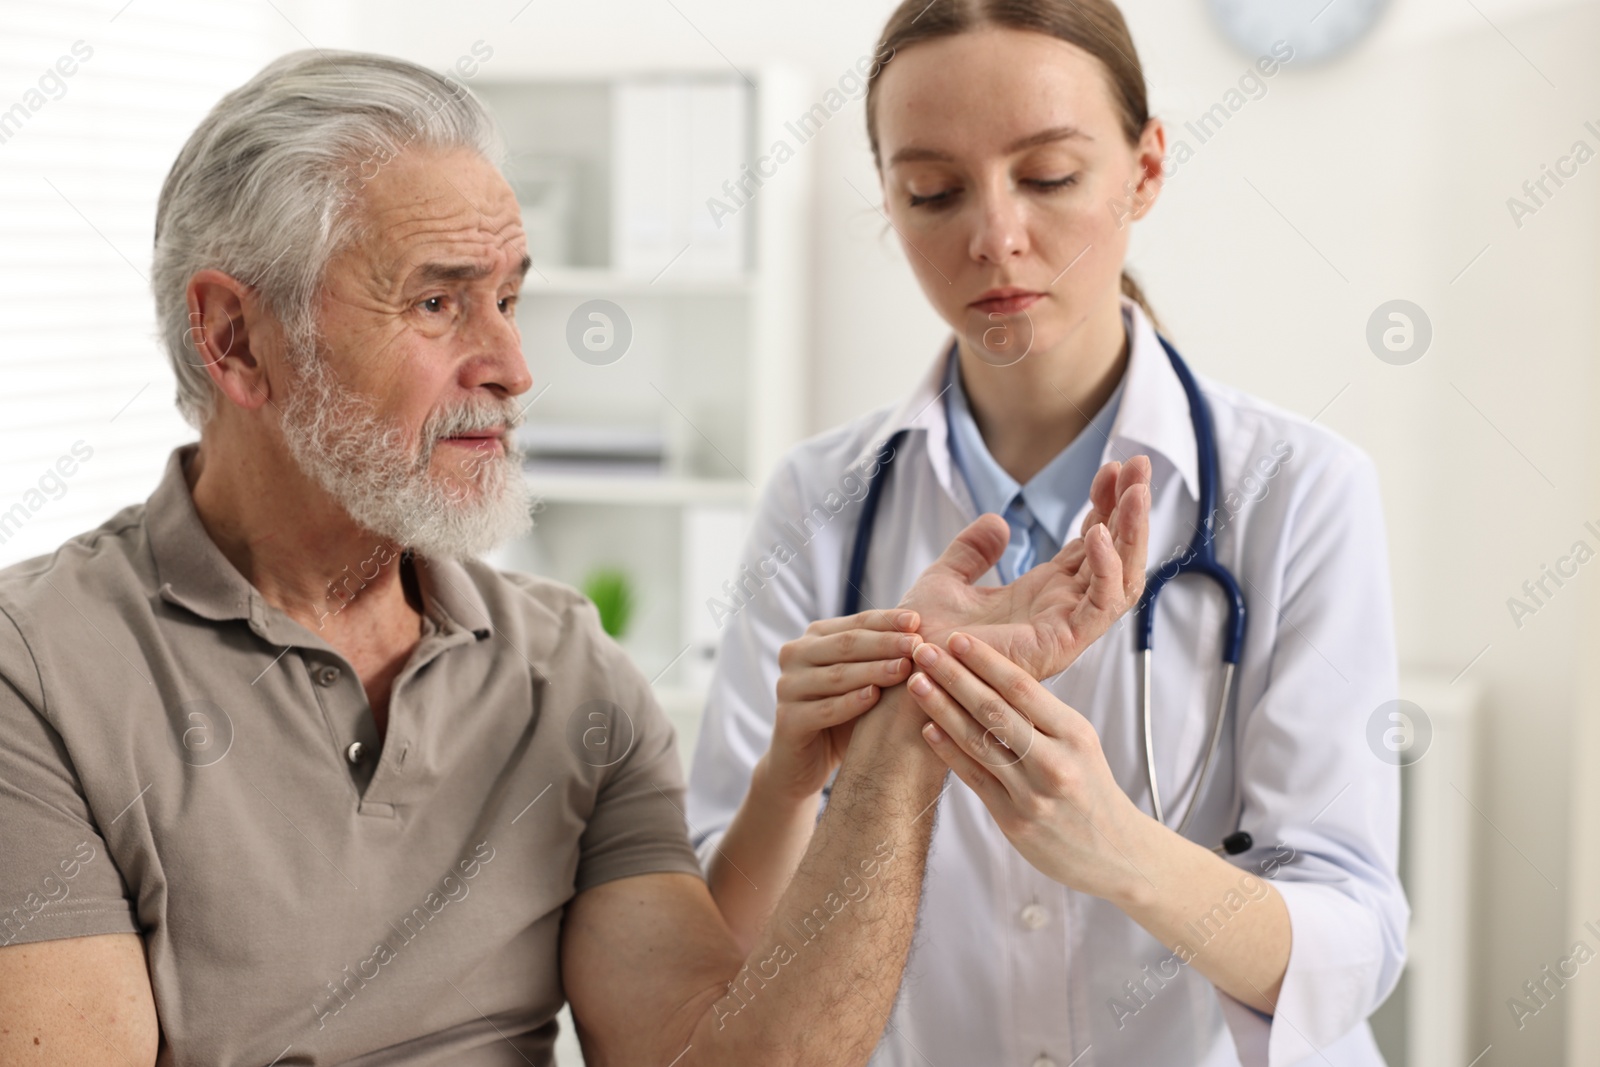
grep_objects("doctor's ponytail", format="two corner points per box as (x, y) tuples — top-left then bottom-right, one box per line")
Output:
(864, 0), (1162, 332)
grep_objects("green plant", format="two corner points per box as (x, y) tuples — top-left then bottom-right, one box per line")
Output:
(582, 567), (636, 639)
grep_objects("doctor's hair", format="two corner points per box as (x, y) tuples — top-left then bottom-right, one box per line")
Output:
(151, 50), (504, 428)
(864, 0), (1161, 331)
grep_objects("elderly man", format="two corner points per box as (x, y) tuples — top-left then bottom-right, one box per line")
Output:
(0, 51), (1147, 1065)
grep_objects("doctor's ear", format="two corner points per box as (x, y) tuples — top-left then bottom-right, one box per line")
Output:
(185, 269), (273, 413)
(1125, 118), (1167, 222)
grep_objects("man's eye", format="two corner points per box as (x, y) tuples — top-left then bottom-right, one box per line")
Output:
(498, 295), (517, 314)
(420, 296), (447, 313)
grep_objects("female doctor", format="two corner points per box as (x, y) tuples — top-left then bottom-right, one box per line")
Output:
(686, 1), (1408, 1064)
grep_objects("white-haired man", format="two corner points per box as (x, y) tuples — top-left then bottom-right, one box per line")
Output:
(0, 51), (1147, 1065)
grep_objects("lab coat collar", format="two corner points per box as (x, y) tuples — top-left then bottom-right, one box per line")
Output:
(849, 343), (964, 504)
(855, 296), (1200, 509)
(1109, 296), (1201, 503)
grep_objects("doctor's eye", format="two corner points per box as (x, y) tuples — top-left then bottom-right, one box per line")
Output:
(1025, 174), (1079, 192)
(908, 187), (961, 209)
(418, 295), (451, 315)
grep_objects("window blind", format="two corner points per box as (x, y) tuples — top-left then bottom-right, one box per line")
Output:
(0, 0), (279, 565)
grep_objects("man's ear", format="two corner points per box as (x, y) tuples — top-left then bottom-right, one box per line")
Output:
(185, 269), (274, 412)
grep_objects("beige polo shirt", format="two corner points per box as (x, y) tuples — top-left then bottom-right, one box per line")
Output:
(0, 444), (701, 1065)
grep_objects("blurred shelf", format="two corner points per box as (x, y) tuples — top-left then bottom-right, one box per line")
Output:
(525, 470), (755, 506)
(521, 267), (755, 297)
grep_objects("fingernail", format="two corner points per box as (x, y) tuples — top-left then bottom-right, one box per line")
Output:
(896, 610), (917, 630)
(949, 632), (971, 655)
(899, 634), (918, 655)
(858, 685), (876, 701)
(909, 672), (933, 695)
(923, 722), (944, 744)
(913, 643), (938, 667)
(888, 658), (909, 676)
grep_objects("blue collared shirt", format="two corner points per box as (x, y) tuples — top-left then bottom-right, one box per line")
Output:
(944, 347), (1126, 584)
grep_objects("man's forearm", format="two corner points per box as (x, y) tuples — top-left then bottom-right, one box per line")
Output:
(686, 686), (947, 1067)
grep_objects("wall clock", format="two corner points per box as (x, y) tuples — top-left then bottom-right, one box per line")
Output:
(1206, 0), (1391, 64)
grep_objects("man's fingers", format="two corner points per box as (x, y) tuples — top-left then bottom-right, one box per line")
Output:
(1114, 454), (1149, 501)
(1079, 523), (1127, 623)
(1080, 460), (1122, 536)
(926, 514), (1010, 585)
(1108, 459), (1152, 600)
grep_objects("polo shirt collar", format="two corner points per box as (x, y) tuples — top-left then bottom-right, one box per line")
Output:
(148, 444), (255, 624)
(148, 444), (493, 642)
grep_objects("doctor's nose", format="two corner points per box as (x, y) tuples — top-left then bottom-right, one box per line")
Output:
(968, 188), (1030, 264)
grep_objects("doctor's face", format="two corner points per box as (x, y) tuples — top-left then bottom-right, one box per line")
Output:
(873, 27), (1164, 364)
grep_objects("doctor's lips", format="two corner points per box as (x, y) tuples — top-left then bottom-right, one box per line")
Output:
(970, 287), (1045, 316)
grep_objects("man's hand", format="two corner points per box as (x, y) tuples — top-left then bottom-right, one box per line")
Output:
(899, 456), (1151, 679)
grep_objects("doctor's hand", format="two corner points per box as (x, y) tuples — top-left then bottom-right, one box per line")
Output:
(898, 456), (1151, 681)
(906, 632), (1151, 902)
(761, 609), (923, 801)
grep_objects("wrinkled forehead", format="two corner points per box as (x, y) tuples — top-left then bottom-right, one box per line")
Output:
(341, 146), (527, 291)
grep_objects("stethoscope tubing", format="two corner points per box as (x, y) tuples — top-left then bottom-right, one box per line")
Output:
(840, 336), (1249, 849)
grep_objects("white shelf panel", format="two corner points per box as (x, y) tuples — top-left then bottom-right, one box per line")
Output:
(525, 470), (755, 507)
(522, 267), (754, 296)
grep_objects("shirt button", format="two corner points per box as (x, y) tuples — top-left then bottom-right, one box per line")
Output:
(1030, 1057), (1057, 1067)
(345, 741), (365, 765)
(1019, 903), (1049, 931)
(315, 665), (342, 687)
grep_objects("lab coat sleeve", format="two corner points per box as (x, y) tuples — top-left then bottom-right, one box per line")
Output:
(684, 455), (830, 869)
(1215, 447), (1409, 1066)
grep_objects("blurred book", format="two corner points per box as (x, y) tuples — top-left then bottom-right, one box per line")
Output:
(612, 78), (747, 277)
(518, 423), (666, 476)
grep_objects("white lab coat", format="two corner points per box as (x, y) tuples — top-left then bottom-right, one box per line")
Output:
(686, 297), (1408, 1067)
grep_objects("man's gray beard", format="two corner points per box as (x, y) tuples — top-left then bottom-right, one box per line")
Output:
(277, 348), (532, 562)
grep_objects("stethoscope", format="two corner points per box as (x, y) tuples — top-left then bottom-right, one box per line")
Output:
(842, 335), (1253, 857)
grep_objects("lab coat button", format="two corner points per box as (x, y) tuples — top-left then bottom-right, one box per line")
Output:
(315, 664), (341, 687)
(1019, 903), (1049, 930)
(1030, 1056), (1057, 1067)
(345, 741), (365, 765)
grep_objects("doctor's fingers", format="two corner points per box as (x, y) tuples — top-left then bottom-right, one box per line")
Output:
(907, 644), (1037, 771)
(944, 631), (1082, 740)
(907, 665), (1030, 800)
(800, 608), (919, 640)
(775, 655), (914, 703)
(776, 687), (886, 736)
(780, 627), (921, 673)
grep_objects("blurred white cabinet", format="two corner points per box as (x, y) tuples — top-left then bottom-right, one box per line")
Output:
(474, 66), (809, 715)
(1370, 670), (1483, 1067)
